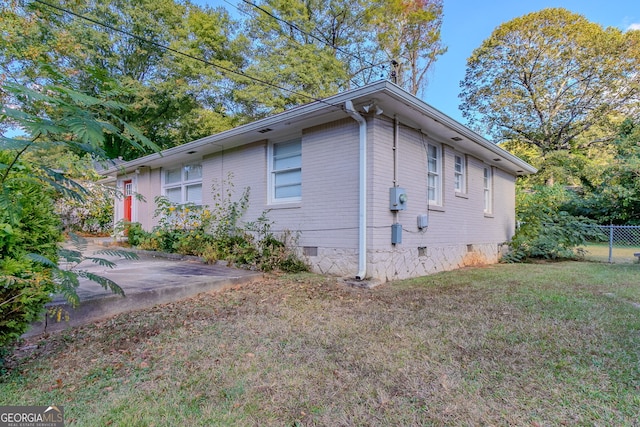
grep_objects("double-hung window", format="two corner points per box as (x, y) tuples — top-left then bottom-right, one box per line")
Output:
(454, 154), (466, 193)
(483, 166), (493, 214)
(427, 144), (442, 205)
(270, 139), (301, 203)
(163, 164), (202, 205)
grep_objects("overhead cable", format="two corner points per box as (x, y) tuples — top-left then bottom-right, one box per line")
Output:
(32, 0), (343, 111)
(238, 0), (386, 78)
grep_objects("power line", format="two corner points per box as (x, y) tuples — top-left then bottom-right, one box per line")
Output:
(237, 0), (386, 78)
(31, 0), (344, 111)
(222, 0), (362, 88)
(233, 0), (362, 89)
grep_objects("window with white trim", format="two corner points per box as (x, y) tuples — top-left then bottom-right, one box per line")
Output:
(483, 166), (492, 214)
(270, 139), (301, 203)
(454, 154), (466, 193)
(427, 144), (442, 205)
(163, 163), (202, 205)
(124, 181), (133, 197)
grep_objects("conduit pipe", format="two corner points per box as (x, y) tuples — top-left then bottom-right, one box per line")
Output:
(345, 100), (367, 280)
(393, 115), (399, 187)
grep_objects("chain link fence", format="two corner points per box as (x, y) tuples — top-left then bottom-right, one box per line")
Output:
(582, 225), (640, 264)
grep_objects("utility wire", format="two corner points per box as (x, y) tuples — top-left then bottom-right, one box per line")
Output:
(231, 0), (360, 87)
(237, 0), (386, 78)
(224, 0), (361, 88)
(31, 0), (344, 111)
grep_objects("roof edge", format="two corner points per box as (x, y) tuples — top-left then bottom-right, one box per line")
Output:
(379, 83), (537, 174)
(104, 80), (536, 176)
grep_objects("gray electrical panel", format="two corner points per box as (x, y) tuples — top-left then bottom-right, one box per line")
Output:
(391, 223), (402, 244)
(389, 187), (407, 211)
(417, 214), (428, 229)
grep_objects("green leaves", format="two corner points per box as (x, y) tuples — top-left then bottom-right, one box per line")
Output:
(460, 8), (639, 153)
(0, 136), (32, 151)
(505, 185), (603, 262)
(0, 57), (155, 352)
(61, 116), (105, 145)
(368, 0), (447, 95)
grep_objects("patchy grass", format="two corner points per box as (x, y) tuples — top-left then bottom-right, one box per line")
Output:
(581, 243), (640, 264)
(1, 263), (639, 426)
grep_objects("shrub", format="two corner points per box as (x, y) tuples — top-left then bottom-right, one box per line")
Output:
(129, 177), (309, 273)
(504, 185), (603, 262)
(55, 181), (114, 235)
(0, 157), (62, 348)
(125, 222), (149, 247)
(1, 76), (152, 353)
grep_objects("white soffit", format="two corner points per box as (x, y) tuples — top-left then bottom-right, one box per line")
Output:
(106, 81), (536, 176)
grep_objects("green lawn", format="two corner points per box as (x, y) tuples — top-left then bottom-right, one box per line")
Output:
(2, 262), (639, 426)
(581, 243), (640, 264)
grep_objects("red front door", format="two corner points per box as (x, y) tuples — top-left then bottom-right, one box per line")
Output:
(123, 180), (132, 222)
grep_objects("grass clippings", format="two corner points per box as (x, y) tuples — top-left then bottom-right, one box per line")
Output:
(1, 262), (639, 426)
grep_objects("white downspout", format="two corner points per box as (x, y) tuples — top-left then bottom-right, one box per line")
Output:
(345, 100), (367, 280)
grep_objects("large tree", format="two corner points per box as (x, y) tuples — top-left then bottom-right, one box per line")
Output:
(234, 0), (368, 115)
(3, 0), (447, 159)
(459, 8), (640, 154)
(368, 0), (446, 96)
(235, 0), (446, 113)
(1, 0), (246, 159)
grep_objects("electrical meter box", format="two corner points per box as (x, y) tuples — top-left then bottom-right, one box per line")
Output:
(391, 223), (402, 244)
(389, 187), (407, 211)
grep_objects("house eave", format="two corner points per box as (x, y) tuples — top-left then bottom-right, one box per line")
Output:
(374, 83), (537, 176)
(104, 80), (536, 177)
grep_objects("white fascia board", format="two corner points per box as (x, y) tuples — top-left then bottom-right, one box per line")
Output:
(381, 83), (537, 174)
(103, 85), (383, 176)
(104, 80), (536, 176)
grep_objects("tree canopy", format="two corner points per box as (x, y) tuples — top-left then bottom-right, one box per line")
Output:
(234, 0), (446, 113)
(368, 0), (446, 96)
(2, 0), (446, 158)
(460, 8), (640, 154)
(1, 0), (245, 159)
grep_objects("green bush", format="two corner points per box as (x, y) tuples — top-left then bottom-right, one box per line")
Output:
(0, 157), (63, 348)
(1, 75), (153, 353)
(124, 222), (149, 247)
(128, 178), (309, 273)
(56, 181), (114, 235)
(504, 185), (602, 262)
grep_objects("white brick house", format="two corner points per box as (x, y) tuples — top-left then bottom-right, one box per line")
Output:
(105, 81), (536, 281)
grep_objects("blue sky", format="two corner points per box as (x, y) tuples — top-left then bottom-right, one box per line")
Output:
(199, 0), (639, 125)
(427, 0), (639, 124)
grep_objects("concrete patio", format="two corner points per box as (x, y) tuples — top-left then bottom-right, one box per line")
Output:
(24, 242), (262, 337)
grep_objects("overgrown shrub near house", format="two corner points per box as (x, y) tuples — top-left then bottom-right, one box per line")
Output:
(126, 175), (308, 273)
(504, 185), (603, 262)
(1, 76), (152, 354)
(55, 181), (114, 235)
(0, 156), (63, 348)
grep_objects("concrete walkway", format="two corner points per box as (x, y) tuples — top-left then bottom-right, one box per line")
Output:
(24, 242), (262, 337)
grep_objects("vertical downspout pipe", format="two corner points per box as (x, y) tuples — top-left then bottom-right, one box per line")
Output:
(345, 100), (367, 280)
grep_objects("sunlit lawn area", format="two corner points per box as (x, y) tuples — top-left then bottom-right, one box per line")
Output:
(581, 243), (640, 264)
(1, 262), (639, 426)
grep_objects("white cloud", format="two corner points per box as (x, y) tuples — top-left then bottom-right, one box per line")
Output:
(627, 23), (640, 31)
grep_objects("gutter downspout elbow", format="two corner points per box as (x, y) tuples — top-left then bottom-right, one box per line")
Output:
(345, 100), (367, 280)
